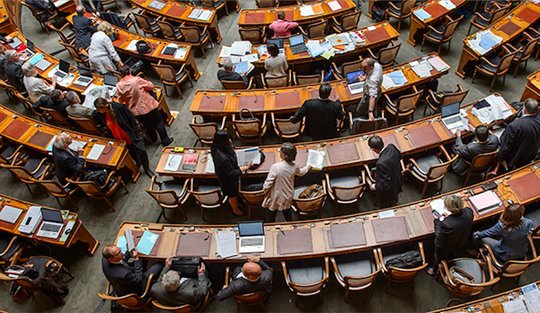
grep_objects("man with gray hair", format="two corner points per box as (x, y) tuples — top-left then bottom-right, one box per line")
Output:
(4, 50), (26, 91)
(65, 91), (95, 118)
(52, 133), (86, 184)
(355, 57), (383, 121)
(151, 257), (211, 307)
(217, 57), (245, 83)
(22, 62), (56, 102)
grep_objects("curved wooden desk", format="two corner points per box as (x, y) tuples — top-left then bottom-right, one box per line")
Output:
(408, 0), (466, 46)
(0, 193), (99, 255)
(128, 0), (222, 43)
(161, 94), (512, 178)
(0, 104), (141, 181)
(238, 0), (357, 27)
(66, 13), (201, 80)
(521, 68), (540, 101)
(0, 0), (15, 34)
(117, 161), (540, 261)
(456, 1), (540, 78)
(195, 53), (449, 117)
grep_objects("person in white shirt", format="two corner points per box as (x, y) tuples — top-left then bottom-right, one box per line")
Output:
(355, 57), (383, 121)
(65, 91), (95, 118)
(88, 21), (123, 74)
(22, 62), (56, 103)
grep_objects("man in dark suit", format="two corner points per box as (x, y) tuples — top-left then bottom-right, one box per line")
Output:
(73, 6), (97, 49)
(496, 98), (540, 171)
(52, 133), (85, 184)
(289, 83), (344, 140)
(151, 257), (211, 306)
(451, 125), (499, 176)
(102, 244), (163, 297)
(217, 57), (246, 83)
(4, 50), (25, 92)
(368, 135), (402, 208)
(216, 255), (272, 301)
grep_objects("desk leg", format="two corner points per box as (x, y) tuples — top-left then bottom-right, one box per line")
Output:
(408, 18), (421, 46)
(210, 18), (222, 43)
(521, 84), (540, 101)
(186, 52), (201, 80)
(121, 153), (141, 182)
(74, 222), (100, 255)
(158, 94), (174, 126)
(456, 47), (476, 78)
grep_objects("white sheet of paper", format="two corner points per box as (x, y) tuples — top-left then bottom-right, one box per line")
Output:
(164, 154), (183, 171)
(439, 0), (456, 9)
(300, 5), (315, 16)
(86, 144), (105, 160)
(54, 0), (70, 8)
(174, 48), (187, 59)
(205, 155), (215, 173)
(241, 53), (259, 63)
(188, 8), (202, 19)
(219, 46), (232, 58)
(382, 75), (396, 89)
(328, 0), (342, 11)
(198, 10), (212, 21)
(69, 140), (86, 151)
(0, 206), (23, 224)
(216, 230), (238, 259)
(378, 210), (395, 218)
(503, 299), (528, 313)
(367, 26), (377, 31)
(236, 147), (261, 167)
(125, 40), (139, 52)
(522, 283), (540, 313)
(307, 149), (325, 170)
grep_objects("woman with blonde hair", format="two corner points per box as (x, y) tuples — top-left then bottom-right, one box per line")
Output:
(88, 21), (123, 74)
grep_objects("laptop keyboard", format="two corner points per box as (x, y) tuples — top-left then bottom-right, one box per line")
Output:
(242, 237), (264, 246)
(42, 223), (62, 232)
(444, 115), (461, 125)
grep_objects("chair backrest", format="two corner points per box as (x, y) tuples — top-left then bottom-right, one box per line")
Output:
(47, 23), (72, 44)
(233, 291), (267, 305)
(469, 150), (498, 171)
(69, 115), (101, 135)
(146, 188), (180, 208)
(396, 89), (422, 114)
(339, 10), (361, 31)
(438, 258), (499, 297)
(152, 63), (176, 82)
(4, 165), (35, 183)
(425, 158), (453, 182)
(378, 43), (401, 68)
(232, 115), (265, 141)
(401, 0), (416, 15)
(133, 13), (155, 34)
(156, 20), (178, 40)
(491, 4), (510, 21)
(293, 184), (327, 214)
(264, 75), (288, 88)
(152, 300), (196, 313)
(60, 42), (86, 64)
(179, 26), (201, 43)
(306, 20), (327, 38)
(272, 115), (304, 139)
(496, 51), (517, 73)
(351, 117), (388, 135)
(294, 72), (322, 85)
(220, 80), (247, 89)
(39, 179), (68, 196)
(442, 15), (463, 40)
(190, 187), (224, 208)
(441, 85), (469, 106)
(341, 59), (363, 77)
(330, 182), (365, 203)
(71, 179), (103, 196)
(519, 38), (539, 60)
(189, 121), (219, 145)
(256, 0), (276, 7)
(40, 107), (69, 126)
(239, 189), (266, 206)
(239, 27), (264, 43)
(98, 292), (146, 310)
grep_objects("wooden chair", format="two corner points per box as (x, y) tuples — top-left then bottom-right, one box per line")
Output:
(424, 84), (468, 115)
(405, 145), (457, 198)
(261, 71), (292, 88)
(69, 115), (102, 135)
(145, 176), (190, 222)
(0, 79), (21, 100)
(292, 180), (327, 218)
(0, 142), (24, 166)
(385, 0), (416, 31)
(299, 20), (328, 39)
(239, 26), (267, 44)
(232, 113), (268, 145)
(505, 35), (539, 76)
(325, 170), (366, 205)
(35, 178), (78, 209)
(220, 77), (254, 89)
(15, 92), (48, 122)
(202, 0), (228, 14)
(438, 257), (500, 298)
(22, 1), (58, 33)
(47, 23), (75, 45)
(67, 171), (128, 212)
(331, 250), (380, 301)
(467, 3), (510, 35)
(97, 274), (155, 311)
(461, 150), (499, 186)
(368, 42), (401, 69)
(27, 255), (73, 281)
(421, 15), (463, 53)
(239, 186), (266, 220)
(348, 111), (388, 135)
(384, 86), (422, 124)
(331, 10), (361, 33)
(132, 12), (161, 37)
(0, 234), (24, 267)
(151, 62), (193, 98)
(256, 0), (277, 7)
(40, 107), (70, 127)
(156, 20), (183, 41)
(292, 70), (323, 85)
(224, 266), (268, 311)
(332, 58), (362, 80)
(282, 257), (330, 305)
(59, 42), (90, 67)
(1, 153), (52, 194)
(179, 24), (214, 57)
(271, 113), (305, 141)
(189, 179), (229, 221)
(189, 115), (226, 146)
(152, 288), (213, 313)
(376, 242), (428, 288)
(472, 47), (517, 91)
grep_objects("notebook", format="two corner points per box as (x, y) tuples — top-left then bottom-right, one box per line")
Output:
(274, 91), (301, 109)
(468, 190), (502, 214)
(507, 172), (540, 202)
(277, 228), (313, 255)
(0, 205), (23, 224)
(181, 153), (198, 171)
(407, 124), (441, 147)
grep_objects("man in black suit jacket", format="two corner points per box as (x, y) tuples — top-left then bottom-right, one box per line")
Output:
(102, 244), (163, 297)
(52, 133), (86, 184)
(290, 83), (344, 140)
(73, 6), (97, 49)
(216, 255), (272, 301)
(4, 50), (25, 92)
(497, 98), (540, 171)
(368, 135), (402, 208)
(217, 57), (246, 84)
(452, 125), (499, 175)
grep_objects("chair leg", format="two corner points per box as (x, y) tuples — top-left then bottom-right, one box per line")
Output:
(397, 19), (401, 31)
(472, 69), (478, 83)
(156, 210), (164, 223)
(175, 83), (184, 99)
(55, 196), (63, 209)
(490, 76), (496, 91)
(163, 84), (170, 97)
(421, 182), (428, 198)
(25, 183), (33, 195)
(463, 171), (471, 186)
(104, 198), (115, 212)
(467, 24), (472, 35)
(421, 37), (425, 52)
(514, 62), (520, 77)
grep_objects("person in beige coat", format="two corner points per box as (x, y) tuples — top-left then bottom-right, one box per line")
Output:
(262, 143), (310, 222)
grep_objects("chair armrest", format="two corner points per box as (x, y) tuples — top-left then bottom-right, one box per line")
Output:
(246, 76), (254, 90)
(99, 171), (118, 189)
(367, 47), (377, 59)
(438, 260), (457, 287)
(260, 73), (267, 88)
(480, 244), (504, 269)
(260, 113), (268, 129)
(219, 116), (227, 130)
(331, 62), (342, 78)
(387, 2), (399, 11)
(280, 261), (290, 284)
(439, 145), (452, 161)
(29, 158), (49, 175)
(140, 273), (155, 298)
(363, 164), (375, 182)
(330, 16), (340, 26)
(288, 69), (292, 86)
(0, 236), (18, 257)
(347, 111), (353, 130)
(400, 159), (408, 174)
(298, 26), (307, 37)
(504, 42), (519, 52)
(292, 71), (298, 85)
(149, 175), (161, 190)
(323, 257), (330, 280)
(473, 12), (491, 23)
(224, 266), (230, 287)
(375, 248), (387, 272)
(408, 158), (425, 175)
(480, 56), (498, 67)
(175, 64), (187, 77)
(201, 26), (209, 36)
(427, 25), (444, 35)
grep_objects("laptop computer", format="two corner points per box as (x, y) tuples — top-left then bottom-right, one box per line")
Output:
(36, 208), (64, 239)
(238, 221), (265, 253)
(346, 70), (364, 83)
(73, 66), (93, 86)
(289, 34), (307, 55)
(103, 74), (118, 96)
(25, 39), (35, 57)
(441, 102), (464, 130)
(267, 38), (284, 49)
(348, 81), (365, 94)
(53, 59), (71, 80)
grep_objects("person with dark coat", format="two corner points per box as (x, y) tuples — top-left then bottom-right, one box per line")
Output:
(452, 125), (499, 176)
(210, 130), (250, 216)
(4, 50), (25, 92)
(217, 57), (245, 83)
(290, 83), (344, 140)
(25, 0), (57, 22)
(101, 244), (163, 297)
(427, 195), (474, 275)
(80, 0), (103, 12)
(216, 255), (272, 301)
(33, 90), (70, 117)
(73, 6), (97, 49)
(367, 135), (402, 208)
(52, 133), (85, 184)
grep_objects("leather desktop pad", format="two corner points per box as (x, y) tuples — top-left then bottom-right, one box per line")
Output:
(28, 131), (54, 148)
(199, 95), (225, 111)
(408, 124), (440, 147)
(245, 12), (265, 23)
(424, 3), (447, 18)
(3, 119), (30, 140)
(277, 228), (313, 255)
(507, 172), (540, 202)
(419, 208), (435, 232)
(327, 142), (358, 165)
(238, 95), (265, 111)
(372, 216), (410, 243)
(254, 151), (274, 172)
(499, 21), (521, 36)
(176, 232), (211, 257)
(167, 5), (187, 16)
(273, 9), (293, 21)
(309, 89), (339, 101)
(516, 7), (540, 24)
(329, 222), (367, 249)
(363, 27), (389, 43)
(381, 134), (400, 150)
(275, 91), (301, 109)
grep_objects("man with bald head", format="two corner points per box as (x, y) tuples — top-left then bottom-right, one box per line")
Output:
(355, 57), (383, 121)
(216, 255), (272, 301)
(52, 133), (86, 184)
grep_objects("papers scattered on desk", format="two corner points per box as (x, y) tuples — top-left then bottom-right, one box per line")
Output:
(522, 283), (540, 313)
(467, 30), (502, 55)
(469, 190), (502, 214)
(300, 5), (315, 16)
(219, 46), (231, 58)
(307, 149), (325, 170)
(234, 61), (254, 75)
(148, 0), (165, 10)
(230, 41), (252, 56)
(28, 53), (44, 66)
(472, 94), (512, 123)
(205, 155), (215, 173)
(8, 37), (22, 49)
(306, 40), (325, 57)
(189, 8), (212, 21)
(503, 299), (528, 313)
(328, 0), (342, 11)
(328, 33), (351, 46)
(428, 55), (449, 72)
(35, 58), (52, 71)
(257, 45), (269, 57)
(164, 154), (183, 172)
(57, 74), (75, 87)
(216, 230), (238, 259)
(174, 47), (187, 59)
(125, 40), (139, 52)
(0, 205), (23, 224)
(68, 140), (86, 153)
(236, 147), (261, 167)
(136, 231), (159, 255)
(383, 70), (408, 89)
(241, 53), (259, 63)
(86, 144), (105, 160)
(411, 61), (433, 78)
(439, 0), (456, 10)
(414, 8), (432, 21)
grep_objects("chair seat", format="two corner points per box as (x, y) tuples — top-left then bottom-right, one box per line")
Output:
(24, 158), (47, 178)
(524, 208), (540, 227)
(161, 180), (188, 199)
(426, 25), (445, 40)
(196, 185), (220, 192)
(411, 154), (442, 177)
(175, 70), (187, 81)
(52, 176), (75, 192)
(474, 13), (491, 26)
(0, 235), (21, 259)
(288, 264), (324, 285)
(28, 256), (52, 275)
(448, 258), (484, 283)
(1, 145), (17, 159)
(335, 257), (374, 277)
(293, 185), (309, 198)
(329, 176), (361, 188)
(479, 56), (501, 73)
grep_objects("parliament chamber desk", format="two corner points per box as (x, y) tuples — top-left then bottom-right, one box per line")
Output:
(0, 0), (15, 35)
(195, 53), (449, 117)
(116, 161), (540, 261)
(237, 0), (357, 27)
(127, 0), (222, 43)
(408, 0), (466, 46)
(521, 68), (540, 101)
(217, 22), (399, 67)
(66, 13), (201, 81)
(0, 104), (141, 181)
(456, 0), (540, 78)
(4, 31), (174, 125)
(162, 93), (512, 178)
(0, 193), (99, 255)
(429, 281), (540, 313)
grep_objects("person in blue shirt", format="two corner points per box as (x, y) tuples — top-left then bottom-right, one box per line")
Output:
(474, 204), (535, 262)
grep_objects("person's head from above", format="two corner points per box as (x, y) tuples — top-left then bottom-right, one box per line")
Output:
(97, 21), (114, 36)
(242, 261), (262, 282)
(500, 203), (525, 229)
(368, 135), (384, 154)
(523, 98), (538, 115)
(211, 130), (234, 155)
(65, 91), (81, 105)
(76, 5), (85, 15)
(221, 57), (234, 72)
(444, 195), (464, 214)
(162, 270), (181, 293)
(102, 244), (124, 263)
(319, 83), (332, 100)
(267, 43), (279, 58)
(277, 11), (286, 20)
(21, 62), (37, 78)
(51, 89), (65, 102)
(94, 97), (111, 114)
(475, 125), (489, 143)
(53, 132), (73, 150)
(5, 50), (19, 62)
(362, 57), (376, 75)
(279, 142), (297, 164)
(118, 64), (131, 77)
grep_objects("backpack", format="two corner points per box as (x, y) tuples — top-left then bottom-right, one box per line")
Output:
(385, 250), (423, 269)
(83, 170), (108, 187)
(136, 40), (152, 54)
(299, 184), (324, 199)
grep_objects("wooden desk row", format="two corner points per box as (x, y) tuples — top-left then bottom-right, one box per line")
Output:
(165, 93), (511, 178)
(408, 0), (466, 46)
(196, 53), (449, 117)
(238, 0), (357, 27)
(66, 13), (201, 80)
(456, 0), (540, 78)
(521, 68), (540, 101)
(0, 193), (99, 255)
(116, 160), (540, 261)
(0, 104), (141, 181)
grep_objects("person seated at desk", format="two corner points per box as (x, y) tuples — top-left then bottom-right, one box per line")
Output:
(22, 62), (56, 103)
(0, 45), (8, 78)
(116, 65), (173, 147)
(88, 21), (123, 74)
(217, 57), (246, 83)
(355, 58), (383, 121)
(26, 0), (59, 24)
(367, 135), (402, 208)
(264, 43), (288, 79)
(52, 133), (86, 185)
(269, 11), (299, 38)
(151, 257), (211, 307)
(4, 50), (26, 92)
(289, 83), (344, 140)
(216, 255), (272, 301)
(33, 89), (70, 117)
(451, 125), (499, 176)
(65, 91), (95, 118)
(102, 244), (163, 297)
(73, 5), (97, 50)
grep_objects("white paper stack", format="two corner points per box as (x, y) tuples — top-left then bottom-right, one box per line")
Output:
(411, 61), (432, 78)
(503, 299), (528, 313)
(231, 41), (253, 56)
(216, 230), (238, 259)
(125, 40), (139, 52)
(469, 190), (502, 213)
(328, 0), (342, 11)
(174, 48), (188, 59)
(307, 150), (325, 170)
(198, 10), (212, 21)
(0, 205), (23, 224)
(522, 283), (540, 313)
(428, 56), (449, 72)
(188, 8), (203, 19)
(485, 94), (512, 120)
(164, 154), (183, 171)
(439, 0), (456, 9)
(69, 140), (86, 151)
(300, 5), (315, 16)
(86, 144), (105, 160)
(219, 46), (232, 58)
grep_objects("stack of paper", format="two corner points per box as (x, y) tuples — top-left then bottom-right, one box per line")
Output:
(522, 283), (540, 313)
(257, 45), (269, 57)
(414, 8), (431, 20)
(0, 205), (23, 224)
(69, 140), (86, 151)
(241, 53), (259, 63)
(428, 56), (449, 71)
(188, 8), (203, 19)
(231, 41), (253, 56)
(468, 190), (502, 213)
(125, 40), (139, 52)
(349, 31), (366, 45)
(28, 53), (44, 66)
(411, 61), (432, 78)
(328, 0), (342, 11)
(164, 154), (183, 171)
(216, 230), (238, 259)
(300, 5), (315, 16)
(148, 0), (165, 10)
(220, 46), (232, 58)
(198, 10), (212, 20)
(87, 144), (105, 160)
(388, 70), (408, 86)
(382, 75), (396, 89)
(485, 94), (512, 120)
(136, 231), (159, 255)
(307, 150), (325, 170)
(306, 40), (325, 57)
(503, 299), (528, 313)
(174, 48), (188, 59)
(468, 30), (502, 54)
(439, 0), (456, 10)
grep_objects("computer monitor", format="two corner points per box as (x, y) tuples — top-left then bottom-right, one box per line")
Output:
(58, 59), (70, 73)
(104, 74), (118, 86)
(267, 38), (284, 49)
(289, 34), (304, 46)
(40, 208), (63, 223)
(238, 221), (264, 236)
(346, 70), (364, 83)
(78, 66), (93, 78)
(441, 102), (460, 118)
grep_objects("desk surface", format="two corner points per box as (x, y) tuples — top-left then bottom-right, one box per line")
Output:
(408, 0), (466, 45)
(238, 0), (357, 26)
(118, 160), (540, 261)
(195, 53), (449, 116)
(522, 68), (540, 101)
(128, 0), (217, 26)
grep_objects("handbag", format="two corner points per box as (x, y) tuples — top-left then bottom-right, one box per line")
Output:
(385, 250), (423, 269)
(239, 108), (257, 121)
(136, 40), (152, 54)
(450, 266), (476, 284)
(298, 184), (324, 199)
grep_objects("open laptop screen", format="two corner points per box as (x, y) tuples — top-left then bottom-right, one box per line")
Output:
(267, 38), (284, 49)
(441, 102), (460, 118)
(289, 34), (304, 46)
(238, 221), (264, 236)
(104, 74), (118, 86)
(78, 66), (93, 78)
(58, 59), (70, 73)
(26, 40), (35, 52)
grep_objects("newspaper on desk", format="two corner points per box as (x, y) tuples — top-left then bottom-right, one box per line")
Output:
(82, 85), (111, 108)
(472, 94), (512, 124)
(230, 41), (252, 56)
(467, 30), (503, 55)
(503, 298), (528, 313)
(188, 8), (212, 20)
(236, 147), (261, 167)
(411, 60), (433, 78)
(328, 0), (342, 11)
(522, 283), (540, 313)
(69, 140), (86, 151)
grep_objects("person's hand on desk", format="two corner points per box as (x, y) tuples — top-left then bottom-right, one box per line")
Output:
(358, 74), (366, 82)
(165, 257), (173, 268)
(246, 255), (260, 263)
(131, 249), (139, 260)
(198, 262), (206, 274)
